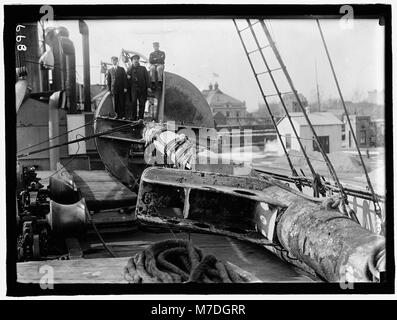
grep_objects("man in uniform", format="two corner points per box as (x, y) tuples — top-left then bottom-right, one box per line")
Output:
(106, 56), (128, 119)
(149, 42), (165, 90)
(127, 54), (151, 120)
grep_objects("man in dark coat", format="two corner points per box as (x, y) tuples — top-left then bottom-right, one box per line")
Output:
(149, 42), (165, 89)
(106, 56), (128, 118)
(126, 54), (151, 120)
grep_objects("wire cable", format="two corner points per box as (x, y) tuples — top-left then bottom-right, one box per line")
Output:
(17, 117), (97, 153)
(17, 121), (134, 158)
(87, 212), (117, 258)
(316, 19), (383, 223)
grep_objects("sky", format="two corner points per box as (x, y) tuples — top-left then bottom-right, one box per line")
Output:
(48, 18), (384, 112)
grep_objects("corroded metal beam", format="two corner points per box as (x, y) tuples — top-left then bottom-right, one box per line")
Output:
(135, 167), (386, 283)
(277, 199), (385, 282)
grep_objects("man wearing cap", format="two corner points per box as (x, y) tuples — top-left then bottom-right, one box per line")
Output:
(149, 42), (165, 89)
(106, 56), (128, 119)
(126, 54), (151, 120)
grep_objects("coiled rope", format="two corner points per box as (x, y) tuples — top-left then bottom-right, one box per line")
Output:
(124, 239), (250, 283)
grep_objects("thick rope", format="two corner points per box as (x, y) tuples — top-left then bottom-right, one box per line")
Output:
(124, 239), (250, 283)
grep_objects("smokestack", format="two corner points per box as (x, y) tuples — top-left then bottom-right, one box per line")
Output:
(79, 20), (91, 112)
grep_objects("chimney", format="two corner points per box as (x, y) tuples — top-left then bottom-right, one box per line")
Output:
(214, 82), (219, 90)
(209, 83), (213, 90)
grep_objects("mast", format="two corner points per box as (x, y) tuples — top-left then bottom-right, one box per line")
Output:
(315, 60), (321, 112)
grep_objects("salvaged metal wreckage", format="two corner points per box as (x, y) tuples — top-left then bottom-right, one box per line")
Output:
(132, 127), (386, 282)
(15, 20), (386, 284)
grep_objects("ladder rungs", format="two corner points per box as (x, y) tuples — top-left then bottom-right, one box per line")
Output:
(238, 20), (260, 33)
(256, 67), (282, 76)
(247, 44), (271, 55)
(265, 91), (293, 98)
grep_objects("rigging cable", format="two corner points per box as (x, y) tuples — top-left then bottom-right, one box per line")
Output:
(316, 19), (383, 230)
(42, 133), (82, 180)
(87, 211), (117, 258)
(17, 121), (136, 158)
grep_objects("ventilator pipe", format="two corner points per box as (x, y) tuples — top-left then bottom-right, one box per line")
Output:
(59, 37), (77, 113)
(276, 199), (386, 282)
(45, 27), (69, 91)
(79, 20), (92, 112)
(48, 91), (65, 171)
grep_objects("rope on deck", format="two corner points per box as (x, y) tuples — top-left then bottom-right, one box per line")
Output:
(124, 239), (251, 283)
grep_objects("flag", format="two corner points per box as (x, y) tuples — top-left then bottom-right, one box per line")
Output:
(212, 72), (219, 78)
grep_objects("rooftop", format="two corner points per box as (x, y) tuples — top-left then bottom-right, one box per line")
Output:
(202, 83), (245, 107)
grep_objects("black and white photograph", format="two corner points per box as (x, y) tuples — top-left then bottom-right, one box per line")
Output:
(2, 2), (394, 299)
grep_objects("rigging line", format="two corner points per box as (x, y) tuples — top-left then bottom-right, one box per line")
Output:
(258, 19), (348, 201)
(316, 19), (382, 219)
(254, 167), (385, 202)
(17, 117), (97, 153)
(246, 18), (318, 179)
(87, 212), (117, 258)
(267, 19), (278, 44)
(232, 19), (299, 180)
(17, 121), (135, 158)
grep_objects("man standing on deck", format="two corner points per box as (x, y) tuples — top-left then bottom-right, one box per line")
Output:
(149, 42), (165, 90)
(127, 54), (151, 120)
(106, 56), (128, 119)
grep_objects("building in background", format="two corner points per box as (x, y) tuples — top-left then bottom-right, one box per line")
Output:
(367, 89), (384, 105)
(370, 119), (385, 147)
(277, 110), (343, 154)
(202, 82), (248, 126)
(345, 115), (373, 148)
(282, 92), (309, 113)
(253, 92), (308, 120)
(202, 82), (277, 149)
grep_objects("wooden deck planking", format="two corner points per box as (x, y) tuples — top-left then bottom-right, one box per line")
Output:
(17, 257), (131, 284)
(17, 231), (315, 283)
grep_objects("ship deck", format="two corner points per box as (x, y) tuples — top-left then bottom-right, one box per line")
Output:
(16, 170), (317, 284)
